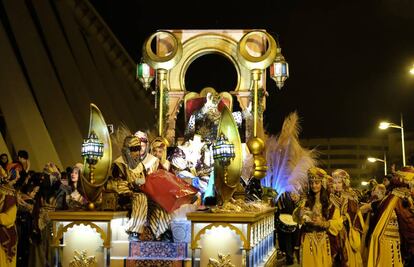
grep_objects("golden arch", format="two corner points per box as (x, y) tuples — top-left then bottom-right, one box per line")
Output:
(53, 221), (108, 248)
(192, 222), (250, 250)
(151, 30), (270, 143)
(167, 33), (252, 93)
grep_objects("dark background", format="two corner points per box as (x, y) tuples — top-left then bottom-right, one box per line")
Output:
(90, 0), (414, 138)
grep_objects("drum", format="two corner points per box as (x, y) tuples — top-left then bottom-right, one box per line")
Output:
(276, 213), (298, 233)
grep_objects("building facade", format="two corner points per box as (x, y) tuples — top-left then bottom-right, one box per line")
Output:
(301, 132), (414, 186)
(0, 0), (154, 170)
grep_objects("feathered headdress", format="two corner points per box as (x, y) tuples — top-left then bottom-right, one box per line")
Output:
(111, 123), (132, 159)
(262, 112), (317, 197)
(43, 162), (61, 179)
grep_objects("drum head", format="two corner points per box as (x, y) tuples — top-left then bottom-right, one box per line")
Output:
(279, 214), (297, 226)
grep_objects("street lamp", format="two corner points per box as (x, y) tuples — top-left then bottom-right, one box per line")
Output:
(378, 113), (406, 166)
(367, 153), (387, 175)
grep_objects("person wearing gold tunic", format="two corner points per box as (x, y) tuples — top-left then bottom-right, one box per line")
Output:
(110, 132), (171, 240)
(293, 167), (343, 267)
(330, 169), (364, 267)
(367, 167), (414, 267)
(0, 168), (18, 267)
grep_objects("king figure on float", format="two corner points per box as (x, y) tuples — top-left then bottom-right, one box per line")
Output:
(171, 89), (250, 205)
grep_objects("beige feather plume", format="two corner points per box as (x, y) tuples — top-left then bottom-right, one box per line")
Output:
(111, 123), (132, 159)
(263, 112), (318, 196)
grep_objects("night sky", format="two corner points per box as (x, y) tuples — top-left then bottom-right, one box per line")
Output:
(91, 0), (414, 138)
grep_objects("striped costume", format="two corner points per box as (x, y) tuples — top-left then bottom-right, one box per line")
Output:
(111, 154), (171, 238)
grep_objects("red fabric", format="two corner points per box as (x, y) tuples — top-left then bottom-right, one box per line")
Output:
(140, 170), (197, 213)
(6, 162), (22, 173)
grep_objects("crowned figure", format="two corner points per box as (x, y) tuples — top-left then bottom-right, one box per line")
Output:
(185, 91), (251, 144)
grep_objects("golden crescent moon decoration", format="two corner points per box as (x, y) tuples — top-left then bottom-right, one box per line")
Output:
(81, 103), (112, 202)
(215, 105), (242, 204)
(142, 31), (183, 70)
(237, 30), (277, 70)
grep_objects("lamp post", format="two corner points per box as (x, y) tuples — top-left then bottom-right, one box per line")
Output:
(379, 113), (406, 166)
(367, 153), (387, 175)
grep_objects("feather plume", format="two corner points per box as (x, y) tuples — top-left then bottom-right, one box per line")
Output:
(146, 128), (158, 144)
(262, 112), (317, 197)
(111, 123), (132, 159)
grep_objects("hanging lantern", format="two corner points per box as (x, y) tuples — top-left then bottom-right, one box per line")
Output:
(81, 131), (104, 184)
(213, 133), (235, 184)
(137, 60), (155, 90)
(270, 48), (289, 89)
(213, 133), (235, 166)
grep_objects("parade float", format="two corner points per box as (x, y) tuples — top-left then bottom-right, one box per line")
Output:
(49, 29), (289, 267)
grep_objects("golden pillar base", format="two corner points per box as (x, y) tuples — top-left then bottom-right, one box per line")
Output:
(187, 208), (276, 267)
(49, 211), (128, 267)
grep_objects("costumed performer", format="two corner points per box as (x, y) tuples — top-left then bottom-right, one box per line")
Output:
(150, 137), (171, 171)
(367, 167), (414, 267)
(110, 132), (171, 240)
(293, 167), (343, 267)
(330, 169), (364, 267)
(0, 167), (18, 266)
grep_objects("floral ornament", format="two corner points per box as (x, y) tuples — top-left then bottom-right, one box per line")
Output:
(207, 253), (235, 267)
(69, 250), (97, 267)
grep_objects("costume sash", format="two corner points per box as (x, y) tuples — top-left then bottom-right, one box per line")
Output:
(367, 195), (398, 267)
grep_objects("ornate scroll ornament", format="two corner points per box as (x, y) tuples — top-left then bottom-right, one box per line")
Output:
(207, 253), (235, 267)
(69, 250), (97, 267)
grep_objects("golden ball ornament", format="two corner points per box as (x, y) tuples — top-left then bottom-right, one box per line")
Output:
(253, 155), (268, 179)
(88, 202), (95, 210)
(247, 137), (265, 155)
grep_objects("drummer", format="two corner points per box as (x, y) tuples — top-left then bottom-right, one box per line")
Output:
(275, 191), (300, 265)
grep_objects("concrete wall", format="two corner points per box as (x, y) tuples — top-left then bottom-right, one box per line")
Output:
(0, 0), (154, 170)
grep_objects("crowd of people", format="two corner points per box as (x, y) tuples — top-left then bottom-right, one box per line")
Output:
(0, 150), (92, 266)
(0, 96), (413, 267)
(274, 166), (414, 267)
(0, 147), (413, 267)
(0, 128), (201, 266)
